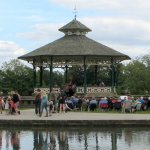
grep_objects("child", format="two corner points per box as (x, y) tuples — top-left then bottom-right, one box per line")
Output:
(10, 99), (16, 114)
(5, 96), (11, 114)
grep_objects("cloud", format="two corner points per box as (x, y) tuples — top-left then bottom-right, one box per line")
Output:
(18, 16), (150, 46)
(51, 0), (120, 9)
(50, 0), (150, 20)
(105, 43), (149, 59)
(82, 17), (150, 58)
(82, 17), (150, 46)
(17, 23), (64, 42)
(0, 41), (26, 66)
(50, 0), (150, 10)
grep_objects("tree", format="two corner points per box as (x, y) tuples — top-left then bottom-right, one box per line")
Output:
(67, 65), (112, 86)
(117, 55), (150, 95)
(0, 59), (33, 95)
(67, 66), (84, 86)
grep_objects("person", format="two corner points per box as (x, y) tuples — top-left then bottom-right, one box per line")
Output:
(99, 81), (105, 87)
(5, 96), (11, 114)
(10, 98), (16, 114)
(40, 91), (48, 117)
(48, 89), (56, 115)
(89, 97), (98, 111)
(65, 82), (74, 97)
(139, 96), (145, 110)
(64, 102), (73, 112)
(71, 96), (79, 109)
(34, 89), (42, 116)
(58, 89), (66, 113)
(0, 97), (3, 114)
(58, 96), (65, 113)
(122, 98), (132, 113)
(99, 97), (108, 112)
(12, 91), (21, 114)
(78, 96), (83, 111)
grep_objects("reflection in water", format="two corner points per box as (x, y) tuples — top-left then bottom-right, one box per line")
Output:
(58, 131), (69, 150)
(0, 131), (2, 150)
(0, 127), (150, 150)
(11, 131), (20, 150)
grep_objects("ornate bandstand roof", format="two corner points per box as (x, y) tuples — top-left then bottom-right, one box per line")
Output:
(19, 19), (130, 67)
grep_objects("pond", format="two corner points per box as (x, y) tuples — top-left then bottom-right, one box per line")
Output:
(0, 127), (150, 150)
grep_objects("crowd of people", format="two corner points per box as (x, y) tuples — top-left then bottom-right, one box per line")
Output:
(1, 88), (150, 117)
(0, 91), (21, 115)
(34, 86), (150, 117)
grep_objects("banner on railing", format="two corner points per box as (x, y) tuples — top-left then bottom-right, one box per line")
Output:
(34, 87), (111, 94)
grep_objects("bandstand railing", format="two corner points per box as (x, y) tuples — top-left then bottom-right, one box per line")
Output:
(34, 86), (112, 94)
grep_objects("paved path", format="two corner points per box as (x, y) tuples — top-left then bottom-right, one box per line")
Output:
(0, 109), (150, 121)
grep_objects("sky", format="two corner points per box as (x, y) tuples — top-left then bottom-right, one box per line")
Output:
(0, 0), (150, 67)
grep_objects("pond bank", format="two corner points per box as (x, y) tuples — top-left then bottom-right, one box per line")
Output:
(0, 109), (150, 127)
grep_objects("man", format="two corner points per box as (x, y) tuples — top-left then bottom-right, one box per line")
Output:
(34, 89), (41, 116)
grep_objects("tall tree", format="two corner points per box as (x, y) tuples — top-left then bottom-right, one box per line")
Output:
(117, 55), (150, 95)
(0, 59), (33, 95)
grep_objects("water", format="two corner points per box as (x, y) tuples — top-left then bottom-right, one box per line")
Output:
(0, 127), (150, 150)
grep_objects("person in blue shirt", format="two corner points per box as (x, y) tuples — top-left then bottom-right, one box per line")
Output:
(89, 97), (97, 111)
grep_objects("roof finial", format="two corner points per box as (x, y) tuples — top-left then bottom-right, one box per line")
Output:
(73, 5), (77, 20)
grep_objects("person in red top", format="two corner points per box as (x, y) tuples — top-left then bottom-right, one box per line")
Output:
(10, 99), (15, 114)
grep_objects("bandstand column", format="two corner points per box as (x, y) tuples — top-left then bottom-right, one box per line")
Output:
(65, 65), (68, 83)
(83, 56), (87, 94)
(114, 67), (117, 87)
(94, 65), (98, 85)
(40, 62), (43, 87)
(33, 61), (36, 87)
(111, 58), (115, 93)
(49, 57), (53, 92)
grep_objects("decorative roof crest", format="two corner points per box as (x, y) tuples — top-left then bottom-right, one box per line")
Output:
(73, 5), (77, 20)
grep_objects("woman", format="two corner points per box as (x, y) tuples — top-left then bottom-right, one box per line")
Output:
(40, 91), (48, 117)
(12, 91), (21, 114)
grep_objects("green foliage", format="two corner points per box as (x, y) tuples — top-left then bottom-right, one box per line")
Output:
(42, 69), (64, 88)
(0, 54), (150, 96)
(67, 66), (84, 86)
(117, 54), (150, 95)
(0, 59), (33, 95)
(67, 65), (112, 86)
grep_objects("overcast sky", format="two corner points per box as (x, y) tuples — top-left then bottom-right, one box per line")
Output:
(0, 0), (150, 66)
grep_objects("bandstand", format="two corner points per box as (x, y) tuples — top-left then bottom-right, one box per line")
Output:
(19, 18), (130, 96)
